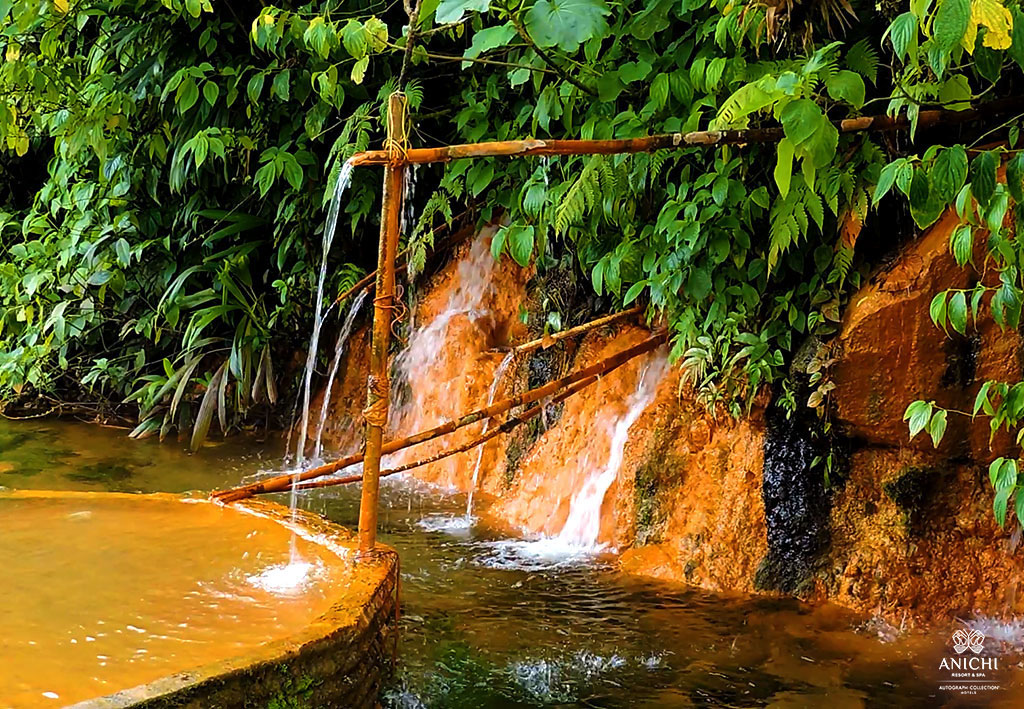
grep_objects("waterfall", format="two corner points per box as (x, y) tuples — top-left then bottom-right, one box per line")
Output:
(285, 157), (355, 563)
(294, 157), (356, 468)
(311, 289), (369, 461)
(390, 233), (498, 449)
(555, 354), (667, 550)
(465, 350), (516, 520)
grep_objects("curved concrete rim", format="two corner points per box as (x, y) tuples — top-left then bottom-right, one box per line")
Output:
(0, 489), (398, 708)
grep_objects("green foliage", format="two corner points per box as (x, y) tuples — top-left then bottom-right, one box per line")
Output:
(887, 0), (1024, 532)
(0, 0), (382, 442)
(3, 0), (1024, 501)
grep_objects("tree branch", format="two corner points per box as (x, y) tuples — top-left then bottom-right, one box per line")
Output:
(509, 14), (596, 96)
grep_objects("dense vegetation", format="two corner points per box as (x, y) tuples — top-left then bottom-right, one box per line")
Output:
(3, 0), (1024, 522)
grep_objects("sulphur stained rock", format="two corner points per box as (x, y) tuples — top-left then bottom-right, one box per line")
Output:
(832, 209), (1023, 460)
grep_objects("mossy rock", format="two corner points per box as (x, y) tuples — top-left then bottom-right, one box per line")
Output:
(882, 465), (939, 531)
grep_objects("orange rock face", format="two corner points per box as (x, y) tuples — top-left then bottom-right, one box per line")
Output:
(314, 216), (1024, 626)
(618, 386), (768, 594)
(819, 447), (1024, 622)
(833, 209), (1023, 460)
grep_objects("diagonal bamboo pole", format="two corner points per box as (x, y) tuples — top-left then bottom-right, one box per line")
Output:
(348, 97), (1024, 166)
(507, 305), (643, 357)
(357, 92), (408, 553)
(290, 373), (600, 492)
(210, 330), (666, 502)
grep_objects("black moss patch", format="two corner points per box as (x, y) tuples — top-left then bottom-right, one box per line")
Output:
(883, 466), (940, 531)
(755, 402), (832, 596)
(940, 333), (979, 389)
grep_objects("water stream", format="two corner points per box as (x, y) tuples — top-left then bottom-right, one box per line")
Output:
(312, 288), (369, 461)
(286, 157), (356, 567)
(293, 157), (356, 469)
(4, 418), (1024, 707)
(555, 354), (666, 550)
(465, 350), (515, 521)
(470, 353), (668, 569)
(391, 233), (497, 458)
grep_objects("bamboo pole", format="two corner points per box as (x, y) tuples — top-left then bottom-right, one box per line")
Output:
(508, 305), (643, 357)
(291, 374), (599, 492)
(348, 97), (1024, 166)
(357, 92), (408, 553)
(210, 330), (667, 502)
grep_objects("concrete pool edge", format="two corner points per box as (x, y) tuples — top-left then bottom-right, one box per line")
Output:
(0, 490), (399, 709)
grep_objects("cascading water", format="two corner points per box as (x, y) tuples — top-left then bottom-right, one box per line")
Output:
(465, 350), (516, 520)
(294, 157), (356, 469)
(476, 350), (667, 569)
(283, 156), (356, 567)
(555, 354), (667, 549)
(390, 232), (498, 455)
(311, 289), (369, 461)
(401, 164), (418, 238)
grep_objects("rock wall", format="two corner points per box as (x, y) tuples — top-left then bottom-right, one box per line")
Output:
(318, 216), (1024, 625)
(832, 208), (1023, 459)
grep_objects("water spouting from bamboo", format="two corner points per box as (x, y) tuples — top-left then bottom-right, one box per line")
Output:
(312, 289), (369, 461)
(465, 350), (515, 521)
(287, 156), (356, 562)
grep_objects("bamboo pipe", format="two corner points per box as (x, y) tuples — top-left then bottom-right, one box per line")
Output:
(357, 92), (408, 553)
(348, 97), (1024, 166)
(291, 374), (598, 492)
(507, 305), (643, 357)
(210, 330), (667, 502)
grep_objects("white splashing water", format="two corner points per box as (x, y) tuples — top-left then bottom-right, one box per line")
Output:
(962, 616), (1024, 653)
(465, 350), (516, 520)
(247, 561), (317, 595)
(473, 352), (666, 569)
(311, 289), (369, 461)
(287, 157), (356, 561)
(390, 230), (499, 456)
(556, 354), (666, 549)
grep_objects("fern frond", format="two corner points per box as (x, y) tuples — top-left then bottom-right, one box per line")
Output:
(845, 39), (879, 84)
(555, 157), (602, 235)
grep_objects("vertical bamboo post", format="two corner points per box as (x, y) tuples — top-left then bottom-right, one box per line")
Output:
(358, 92), (407, 553)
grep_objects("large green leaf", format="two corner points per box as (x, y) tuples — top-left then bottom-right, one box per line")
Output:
(933, 0), (971, 52)
(464, 23), (517, 66)
(931, 146), (967, 202)
(507, 225), (535, 267)
(824, 70), (865, 109)
(778, 99), (827, 147)
(629, 0), (672, 40)
(525, 0), (610, 52)
(971, 150), (999, 208)
(886, 12), (918, 61)
(436, 0), (491, 24)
